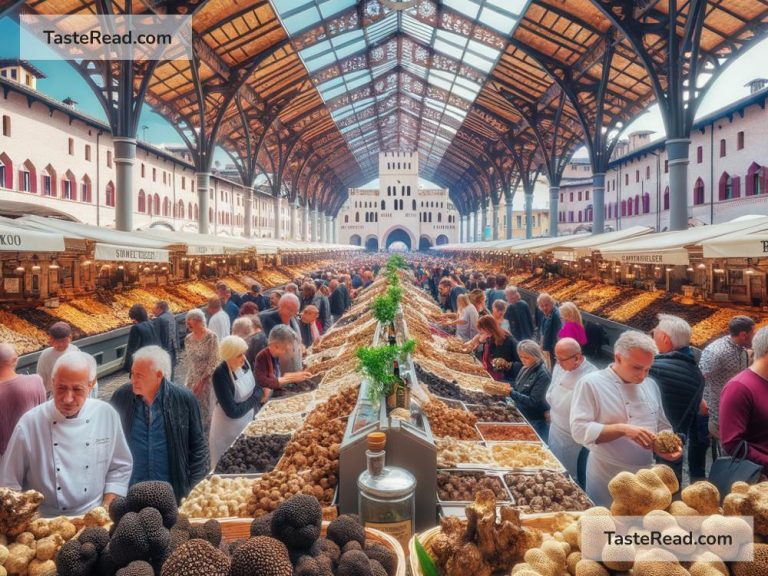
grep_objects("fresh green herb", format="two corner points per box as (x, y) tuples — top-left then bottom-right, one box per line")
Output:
(356, 338), (416, 403)
(414, 536), (439, 576)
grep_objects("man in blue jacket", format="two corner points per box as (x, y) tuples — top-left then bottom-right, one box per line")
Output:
(110, 346), (208, 502)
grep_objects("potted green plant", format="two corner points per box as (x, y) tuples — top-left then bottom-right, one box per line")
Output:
(356, 339), (416, 409)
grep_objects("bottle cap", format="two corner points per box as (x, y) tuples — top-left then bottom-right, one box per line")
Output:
(367, 431), (386, 451)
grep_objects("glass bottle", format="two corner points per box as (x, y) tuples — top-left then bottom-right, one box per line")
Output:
(357, 432), (416, 552)
(393, 360), (410, 409)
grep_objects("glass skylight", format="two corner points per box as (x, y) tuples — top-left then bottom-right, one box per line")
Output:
(269, 0), (532, 175)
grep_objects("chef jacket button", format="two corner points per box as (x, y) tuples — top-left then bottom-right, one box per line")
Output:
(56, 468), (60, 472)
(86, 442), (90, 446)
(53, 421), (57, 425)
(54, 442), (58, 446)
(57, 486), (61, 491)
(86, 466), (89, 469)
(84, 488), (87, 492)
(62, 507), (67, 511)
(86, 419), (89, 423)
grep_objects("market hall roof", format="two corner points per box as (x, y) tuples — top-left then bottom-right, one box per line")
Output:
(2, 0), (768, 215)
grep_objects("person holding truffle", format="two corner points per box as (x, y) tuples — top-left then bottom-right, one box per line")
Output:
(465, 315), (520, 381)
(254, 325), (312, 401)
(1, 351), (132, 516)
(509, 340), (551, 442)
(209, 336), (261, 467)
(570, 331), (681, 507)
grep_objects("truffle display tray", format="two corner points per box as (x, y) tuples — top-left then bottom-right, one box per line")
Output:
(436, 468), (514, 506)
(188, 519), (405, 575)
(474, 422), (544, 444)
(485, 441), (566, 472)
(409, 512), (584, 576)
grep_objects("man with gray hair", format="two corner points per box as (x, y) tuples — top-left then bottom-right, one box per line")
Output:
(36, 321), (78, 397)
(0, 343), (46, 456)
(720, 326), (768, 474)
(571, 331), (679, 506)
(259, 292), (303, 373)
(110, 345), (208, 501)
(0, 350), (132, 516)
(649, 314), (706, 482)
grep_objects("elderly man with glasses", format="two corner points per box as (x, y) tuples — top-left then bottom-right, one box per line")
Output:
(545, 338), (596, 488)
(0, 351), (132, 516)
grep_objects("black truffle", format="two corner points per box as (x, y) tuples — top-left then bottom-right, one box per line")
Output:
(160, 539), (231, 576)
(312, 538), (341, 567)
(364, 542), (396, 576)
(342, 541), (362, 553)
(270, 494), (322, 550)
(126, 481), (178, 528)
(116, 560), (155, 576)
(370, 559), (388, 576)
(326, 515), (365, 548)
(215, 434), (290, 474)
(109, 496), (128, 525)
(77, 526), (110, 553)
(229, 536), (293, 576)
(55, 540), (99, 576)
(250, 513), (274, 537)
(337, 550), (373, 576)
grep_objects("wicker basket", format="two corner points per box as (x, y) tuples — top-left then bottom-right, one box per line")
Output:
(408, 512), (583, 575)
(193, 519), (407, 576)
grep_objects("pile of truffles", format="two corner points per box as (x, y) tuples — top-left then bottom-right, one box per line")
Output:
(243, 414), (304, 436)
(247, 470), (333, 518)
(437, 471), (509, 502)
(477, 424), (539, 442)
(466, 403), (526, 423)
(429, 489), (542, 576)
(179, 476), (255, 519)
(415, 365), (488, 404)
(421, 400), (479, 440)
(490, 443), (563, 470)
(504, 471), (592, 512)
(304, 387), (359, 427)
(214, 434), (291, 475)
(436, 440), (493, 467)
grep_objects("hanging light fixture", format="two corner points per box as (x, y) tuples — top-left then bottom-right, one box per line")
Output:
(697, 263), (706, 269)
(15, 263), (24, 273)
(31, 255), (40, 272)
(49, 258), (60, 270)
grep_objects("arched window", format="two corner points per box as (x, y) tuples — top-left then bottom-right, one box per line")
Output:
(634, 195), (640, 215)
(344, 214), (349, 223)
(663, 187), (669, 210)
(62, 171), (76, 200)
(81, 175), (91, 203)
(627, 198), (633, 216)
(194, 204), (199, 220)
(177, 200), (184, 218)
(719, 172), (733, 201)
(437, 212), (442, 222)
(355, 212), (360, 222)
(642, 193), (650, 214)
(41, 164), (56, 197)
(621, 200), (627, 217)
(365, 212), (369, 223)
(105, 182), (116, 207)
(412, 199), (416, 210)
(20, 159), (36, 193)
(188, 202), (193, 220)
(746, 163), (763, 196)
(153, 194), (160, 215)
(381, 200), (385, 210)
(138, 190), (146, 213)
(164, 196), (172, 217)
(693, 178), (705, 205)
(407, 186), (411, 196)
(0, 152), (13, 189)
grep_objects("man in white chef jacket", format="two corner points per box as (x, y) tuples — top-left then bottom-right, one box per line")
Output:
(546, 338), (596, 488)
(0, 351), (132, 517)
(570, 331), (682, 507)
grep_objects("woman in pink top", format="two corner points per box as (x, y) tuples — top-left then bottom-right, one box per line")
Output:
(558, 302), (587, 347)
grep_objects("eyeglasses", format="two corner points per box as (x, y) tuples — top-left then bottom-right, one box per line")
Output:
(555, 353), (580, 363)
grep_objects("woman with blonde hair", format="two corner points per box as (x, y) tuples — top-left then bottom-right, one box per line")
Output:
(209, 335), (261, 466)
(558, 301), (587, 346)
(454, 292), (479, 342)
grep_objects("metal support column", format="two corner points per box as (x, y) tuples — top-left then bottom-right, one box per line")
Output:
(290, 201), (298, 239)
(592, 173), (606, 235)
(491, 203), (500, 240)
(473, 209), (481, 242)
(273, 196), (281, 239)
(244, 188), (253, 238)
(480, 205), (488, 242)
(196, 172), (211, 235)
(667, 138), (691, 231)
(459, 215), (465, 244)
(505, 197), (514, 240)
(525, 194), (533, 240)
(114, 137), (137, 231)
(549, 186), (560, 237)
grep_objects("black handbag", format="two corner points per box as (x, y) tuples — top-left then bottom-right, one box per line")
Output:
(707, 440), (763, 501)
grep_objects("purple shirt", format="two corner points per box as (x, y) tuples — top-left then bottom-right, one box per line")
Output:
(720, 368), (768, 472)
(0, 374), (46, 455)
(558, 321), (587, 346)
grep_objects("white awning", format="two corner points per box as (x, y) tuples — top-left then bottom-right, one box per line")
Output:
(94, 243), (170, 263)
(702, 230), (768, 258)
(600, 217), (768, 265)
(0, 219), (66, 252)
(549, 226), (654, 259)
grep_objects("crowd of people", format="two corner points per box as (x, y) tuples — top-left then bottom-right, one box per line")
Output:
(416, 260), (768, 506)
(0, 267), (363, 517)
(0, 256), (766, 517)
